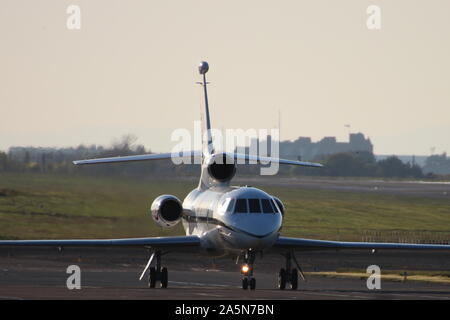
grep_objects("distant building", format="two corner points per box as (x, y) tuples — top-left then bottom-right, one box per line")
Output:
(422, 153), (450, 175)
(280, 133), (373, 161)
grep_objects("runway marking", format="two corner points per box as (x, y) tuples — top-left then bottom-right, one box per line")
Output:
(387, 293), (450, 300)
(195, 293), (222, 297)
(299, 291), (370, 299)
(190, 268), (222, 272)
(418, 295), (450, 300)
(169, 281), (237, 288)
(0, 296), (25, 300)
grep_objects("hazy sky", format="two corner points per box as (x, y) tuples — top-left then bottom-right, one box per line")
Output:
(1, 0), (449, 155)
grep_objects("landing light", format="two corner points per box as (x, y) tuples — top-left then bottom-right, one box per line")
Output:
(241, 264), (249, 274)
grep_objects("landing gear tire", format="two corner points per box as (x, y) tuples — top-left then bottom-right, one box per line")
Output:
(242, 278), (249, 290)
(240, 250), (257, 290)
(249, 278), (256, 290)
(149, 267), (156, 288)
(291, 268), (298, 290)
(161, 267), (168, 288)
(278, 268), (287, 290)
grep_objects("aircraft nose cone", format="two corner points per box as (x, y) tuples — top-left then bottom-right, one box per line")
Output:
(229, 213), (282, 237)
(218, 213), (282, 250)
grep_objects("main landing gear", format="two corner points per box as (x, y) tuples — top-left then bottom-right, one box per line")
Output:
(140, 250), (169, 288)
(149, 251), (169, 288)
(278, 251), (306, 290)
(240, 250), (256, 290)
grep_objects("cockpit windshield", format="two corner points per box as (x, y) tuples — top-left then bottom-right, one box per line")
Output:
(234, 198), (248, 213)
(218, 197), (235, 215)
(233, 198), (277, 214)
(248, 199), (261, 213)
(261, 199), (275, 213)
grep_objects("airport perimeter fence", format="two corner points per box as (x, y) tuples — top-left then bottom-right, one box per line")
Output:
(282, 226), (450, 244)
(360, 230), (450, 245)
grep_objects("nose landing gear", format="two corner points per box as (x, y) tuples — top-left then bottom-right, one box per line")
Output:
(278, 251), (305, 290)
(241, 250), (256, 290)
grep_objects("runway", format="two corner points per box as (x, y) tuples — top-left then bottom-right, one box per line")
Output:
(237, 177), (450, 199)
(0, 247), (449, 300)
(1, 269), (449, 300)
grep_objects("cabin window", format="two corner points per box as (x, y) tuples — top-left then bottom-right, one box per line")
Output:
(248, 198), (261, 213)
(234, 198), (248, 213)
(261, 198), (274, 213)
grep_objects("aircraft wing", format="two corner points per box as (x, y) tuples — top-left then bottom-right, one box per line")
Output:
(0, 235), (201, 251)
(273, 237), (450, 251)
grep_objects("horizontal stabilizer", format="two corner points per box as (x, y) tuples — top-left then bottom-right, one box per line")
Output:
(228, 153), (323, 168)
(73, 151), (202, 165)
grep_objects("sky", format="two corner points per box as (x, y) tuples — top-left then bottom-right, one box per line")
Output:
(1, 0), (449, 155)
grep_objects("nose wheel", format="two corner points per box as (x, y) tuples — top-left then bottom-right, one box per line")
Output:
(240, 250), (256, 290)
(242, 276), (256, 290)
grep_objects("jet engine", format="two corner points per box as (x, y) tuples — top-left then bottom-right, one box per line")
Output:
(151, 195), (183, 227)
(207, 153), (236, 182)
(272, 196), (285, 216)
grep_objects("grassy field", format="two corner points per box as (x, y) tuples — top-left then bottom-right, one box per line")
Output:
(308, 270), (450, 284)
(1, 172), (450, 241)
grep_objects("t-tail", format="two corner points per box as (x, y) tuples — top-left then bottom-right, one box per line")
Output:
(198, 61), (214, 156)
(72, 61), (323, 188)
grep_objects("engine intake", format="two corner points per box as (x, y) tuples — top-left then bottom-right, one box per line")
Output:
(207, 153), (236, 182)
(151, 195), (183, 227)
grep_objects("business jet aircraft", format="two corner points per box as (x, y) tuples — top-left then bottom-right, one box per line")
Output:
(1, 62), (449, 290)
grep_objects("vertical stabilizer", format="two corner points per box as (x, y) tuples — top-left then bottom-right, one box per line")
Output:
(198, 61), (214, 156)
(198, 61), (217, 190)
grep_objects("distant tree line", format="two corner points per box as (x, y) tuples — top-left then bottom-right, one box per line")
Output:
(0, 135), (197, 178)
(0, 136), (440, 179)
(292, 151), (424, 178)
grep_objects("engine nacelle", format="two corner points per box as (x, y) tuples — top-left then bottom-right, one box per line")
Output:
(272, 196), (285, 216)
(151, 195), (183, 227)
(207, 153), (236, 182)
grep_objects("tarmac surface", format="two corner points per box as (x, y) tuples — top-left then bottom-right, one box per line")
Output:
(0, 247), (449, 300)
(1, 178), (449, 300)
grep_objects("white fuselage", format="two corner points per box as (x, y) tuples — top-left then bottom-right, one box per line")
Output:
(181, 186), (283, 256)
